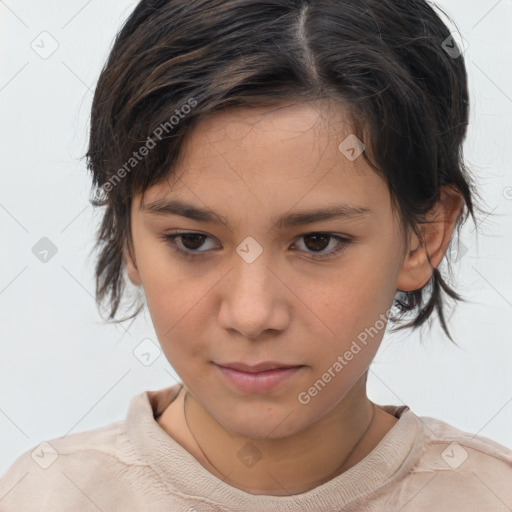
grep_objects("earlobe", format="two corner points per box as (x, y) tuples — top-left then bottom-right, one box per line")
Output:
(396, 231), (431, 292)
(124, 243), (142, 286)
(396, 186), (463, 292)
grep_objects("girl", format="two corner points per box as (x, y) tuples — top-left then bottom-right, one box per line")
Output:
(1, 0), (511, 510)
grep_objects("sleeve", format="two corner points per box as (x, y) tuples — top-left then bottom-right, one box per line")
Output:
(0, 444), (108, 512)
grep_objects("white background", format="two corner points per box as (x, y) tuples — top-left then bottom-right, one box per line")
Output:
(1, 0), (511, 476)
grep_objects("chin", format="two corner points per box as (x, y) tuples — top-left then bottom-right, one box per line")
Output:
(216, 404), (309, 441)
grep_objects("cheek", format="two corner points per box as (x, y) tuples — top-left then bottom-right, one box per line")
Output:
(304, 257), (386, 335)
(146, 278), (205, 349)
(134, 244), (197, 340)
(137, 250), (222, 371)
(144, 278), (207, 378)
(299, 250), (395, 367)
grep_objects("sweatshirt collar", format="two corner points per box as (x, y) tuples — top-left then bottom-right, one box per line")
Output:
(127, 384), (424, 511)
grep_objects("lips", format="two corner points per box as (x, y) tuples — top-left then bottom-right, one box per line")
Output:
(217, 361), (300, 373)
(214, 361), (304, 393)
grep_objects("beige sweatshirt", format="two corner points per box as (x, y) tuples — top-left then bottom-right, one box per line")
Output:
(1, 383), (511, 511)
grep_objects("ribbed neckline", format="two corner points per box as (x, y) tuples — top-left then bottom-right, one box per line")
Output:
(126, 384), (425, 511)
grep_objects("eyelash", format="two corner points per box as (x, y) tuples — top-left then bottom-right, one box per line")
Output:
(159, 231), (352, 261)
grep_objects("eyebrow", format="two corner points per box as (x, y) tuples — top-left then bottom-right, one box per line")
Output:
(141, 198), (372, 229)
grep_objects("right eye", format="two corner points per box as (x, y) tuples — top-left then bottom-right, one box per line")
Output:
(159, 232), (219, 260)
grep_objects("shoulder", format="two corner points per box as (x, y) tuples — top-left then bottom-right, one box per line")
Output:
(0, 420), (148, 511)
(393, 411), (512, 511)
(419, 414), (512, 472)
(8, 418), (140, 469)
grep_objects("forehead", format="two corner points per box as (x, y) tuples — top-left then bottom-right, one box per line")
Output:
(150, 102), (367, 184)
(137, 101), (387, 221)
(182, 101), (356, 157)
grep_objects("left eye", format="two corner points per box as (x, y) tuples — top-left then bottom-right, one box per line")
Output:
(291, 233), (351, 258)
(160, 232), (351, 260)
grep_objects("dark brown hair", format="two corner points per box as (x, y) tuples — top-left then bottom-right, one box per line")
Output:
(85, 0), (487, 344)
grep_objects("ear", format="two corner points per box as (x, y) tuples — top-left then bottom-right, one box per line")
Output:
(124, 242), (142, 286)
(396, 186), (464, 292)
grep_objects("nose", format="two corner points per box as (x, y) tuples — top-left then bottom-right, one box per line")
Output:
(217, 251), (291, 340)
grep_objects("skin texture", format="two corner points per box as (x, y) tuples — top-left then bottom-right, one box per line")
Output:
(124, 101), (463, 495)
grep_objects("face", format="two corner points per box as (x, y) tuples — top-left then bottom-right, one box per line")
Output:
(126, 101), (412, 440)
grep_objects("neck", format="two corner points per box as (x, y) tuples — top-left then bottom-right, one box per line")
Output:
(180, 379), (382, 495)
